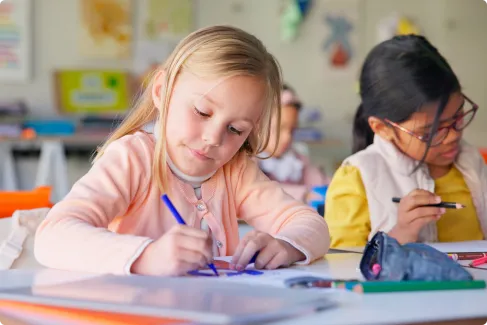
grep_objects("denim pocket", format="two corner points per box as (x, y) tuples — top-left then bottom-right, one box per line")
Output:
(360, 232), (473, 281)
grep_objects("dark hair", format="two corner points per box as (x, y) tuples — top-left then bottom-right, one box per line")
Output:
(282, 83), (302, 111)
(352, 35), (461, 160)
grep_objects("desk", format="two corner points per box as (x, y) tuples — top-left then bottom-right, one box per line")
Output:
(0, 252), (486, 325)
(273, 252), (487, 325)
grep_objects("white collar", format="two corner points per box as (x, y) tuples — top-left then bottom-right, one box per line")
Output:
(166, 154), (216, 188)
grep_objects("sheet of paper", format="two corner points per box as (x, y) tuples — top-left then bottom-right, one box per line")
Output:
(189, 256), (334, 288)
(426, 241), (487, 253)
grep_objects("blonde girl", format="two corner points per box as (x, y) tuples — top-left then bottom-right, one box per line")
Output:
(35, 26), (330, 276)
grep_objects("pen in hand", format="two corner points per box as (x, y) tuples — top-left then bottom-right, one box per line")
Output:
(161, 194), (219, 276)
(392, 197), (465, 209)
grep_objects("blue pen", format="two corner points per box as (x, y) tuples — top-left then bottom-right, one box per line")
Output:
(249, 251), (259, 264)
(161, 194), (219, 276)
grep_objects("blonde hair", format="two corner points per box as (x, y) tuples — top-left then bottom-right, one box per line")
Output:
(95, 25), (282, 192)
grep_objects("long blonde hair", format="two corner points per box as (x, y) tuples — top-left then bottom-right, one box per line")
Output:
(95, 25), (282, 193)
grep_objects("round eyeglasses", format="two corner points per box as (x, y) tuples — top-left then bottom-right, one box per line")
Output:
(385, 95), (478, 147)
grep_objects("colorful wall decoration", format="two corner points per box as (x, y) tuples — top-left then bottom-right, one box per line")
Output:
(0, 0), (32, 82)
(79, 0), (133, 59)
(280, 0), (312, 43)
(323, 14), (353, 68)
(321, 0), (361, 81)
(376, 13), (421, 43)
(54, 70), (133, 114)
(143, 0), (193, 40)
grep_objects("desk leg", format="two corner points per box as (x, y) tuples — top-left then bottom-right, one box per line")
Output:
(35, 140), (69, 203)
(0, 143), (18, 191)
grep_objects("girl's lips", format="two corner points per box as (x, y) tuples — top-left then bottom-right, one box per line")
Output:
(441, 147), (459, 159)
(189, 148), (211, 160)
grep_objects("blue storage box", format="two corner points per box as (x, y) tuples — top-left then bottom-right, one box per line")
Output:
(309, 185), (328, 211)
(23, 119), (76, 136)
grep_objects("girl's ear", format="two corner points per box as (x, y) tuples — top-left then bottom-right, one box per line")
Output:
(368, 117), (394, 141)
(151, 70), (166, 111)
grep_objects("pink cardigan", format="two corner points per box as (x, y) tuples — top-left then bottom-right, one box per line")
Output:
(34, 132), (330, 275)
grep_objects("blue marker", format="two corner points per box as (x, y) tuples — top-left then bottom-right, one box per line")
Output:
(161, 194), (219, 277)
(249, 251), (259, 264)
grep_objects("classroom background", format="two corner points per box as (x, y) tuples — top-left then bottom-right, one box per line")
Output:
(0, 0), (486, 206)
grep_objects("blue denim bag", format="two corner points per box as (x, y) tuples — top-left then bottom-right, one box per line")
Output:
(360, 232), (473, 281)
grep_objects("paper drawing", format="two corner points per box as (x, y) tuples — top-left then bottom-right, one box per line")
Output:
(187, 260), (264, 277)
(79, 0), (132, 58)
(323, 14), (353, 68)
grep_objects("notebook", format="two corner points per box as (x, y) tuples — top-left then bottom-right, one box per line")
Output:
(0, 269), (337, 324)
(0, 299), (189, 325)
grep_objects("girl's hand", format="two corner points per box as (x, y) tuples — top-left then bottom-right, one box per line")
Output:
(230, 230), (305, 271)
(388, 189), (446, 244)
(131, 225), (213, 276)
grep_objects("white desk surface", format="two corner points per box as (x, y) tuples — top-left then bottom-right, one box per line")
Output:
(274, 251), (487, 325)
(0, 251), (486, 325)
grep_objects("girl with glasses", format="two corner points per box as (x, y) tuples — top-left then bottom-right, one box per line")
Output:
(325, 35), (486, 247)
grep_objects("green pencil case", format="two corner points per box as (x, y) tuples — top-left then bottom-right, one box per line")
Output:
(360, 232), (473, 282)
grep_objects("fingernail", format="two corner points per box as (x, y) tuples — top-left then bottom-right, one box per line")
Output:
(236, 265), (243, 271)
(435, 196), (441, 203)
(229, 263), (236, 270)
(440, 208), (446, 214)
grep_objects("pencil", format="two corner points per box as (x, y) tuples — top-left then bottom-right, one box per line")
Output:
(334, 280), (486, 294)
(161, 194), (219, 276)
(470, 255), (487, 267)
(392, 197), (465, 209)
(448, 252), (487, 261)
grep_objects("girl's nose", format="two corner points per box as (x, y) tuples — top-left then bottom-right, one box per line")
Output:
(202, 126), (224, 147)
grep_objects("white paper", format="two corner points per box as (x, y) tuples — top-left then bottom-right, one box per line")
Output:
(426, 241), (487, 253)
(204, 256), (333, 288)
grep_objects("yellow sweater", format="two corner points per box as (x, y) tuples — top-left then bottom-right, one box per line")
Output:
(325, 165), (483, 248)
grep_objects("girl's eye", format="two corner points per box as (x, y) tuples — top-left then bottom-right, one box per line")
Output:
(228, 126), (243, 136)
(421, 132), (432, 142)
(194, 107), (210, 117)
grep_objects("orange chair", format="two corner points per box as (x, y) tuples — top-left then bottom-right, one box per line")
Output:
(0, 186), (53, 219)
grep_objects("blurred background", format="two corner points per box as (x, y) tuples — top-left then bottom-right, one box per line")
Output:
(0, 0), (486, 204)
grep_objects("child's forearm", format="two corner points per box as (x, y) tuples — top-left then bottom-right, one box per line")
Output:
(279, 184), (309, 202)
(274, 211), (330, 264)
(35, 208), (152, 274)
